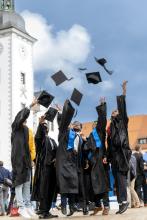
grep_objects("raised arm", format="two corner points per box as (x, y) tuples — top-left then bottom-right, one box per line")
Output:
(12, 98), (38, 131)
(12, 107), (30, 131)
(117, 81), (128, 126)
(35, 116), (46, 155)
(58, 99), (75, 134)
(95, 97), (107, 133)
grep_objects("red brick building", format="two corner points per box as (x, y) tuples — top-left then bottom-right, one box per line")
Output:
(82, 115), (147, 151)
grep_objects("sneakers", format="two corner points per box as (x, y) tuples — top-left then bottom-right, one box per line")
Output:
(67, 205), (77, 216)
(26, 207), (38, 218)
(18, 208), (31, 219)
(39, 212), (58, 219)
(116, 202), (129, 214)
(83, 207), (89, 215)
(61, 206), (67, 215)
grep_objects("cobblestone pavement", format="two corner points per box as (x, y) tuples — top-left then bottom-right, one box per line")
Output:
(1, 207), (147, 220)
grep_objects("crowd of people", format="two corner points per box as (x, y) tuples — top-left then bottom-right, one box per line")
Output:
(0, 80), (147, 219)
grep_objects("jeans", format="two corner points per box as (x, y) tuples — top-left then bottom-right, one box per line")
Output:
(61, 195), (67, 208)
(95, 192), (110, 208)
(112, 170), (127, 204)
(15, 179), (31, 209)
(0, 185), (9, 213)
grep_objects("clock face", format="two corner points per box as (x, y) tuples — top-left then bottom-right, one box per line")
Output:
(0, 43), (4, 55)
(19, 45), (27, 59)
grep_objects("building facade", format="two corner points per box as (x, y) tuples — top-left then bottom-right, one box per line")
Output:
(82, 115), (147, 151)
(0, 0), (36, 168)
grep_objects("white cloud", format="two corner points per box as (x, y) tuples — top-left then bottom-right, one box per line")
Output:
(100, 80), (114, 92)
(21, 11), (91, 75)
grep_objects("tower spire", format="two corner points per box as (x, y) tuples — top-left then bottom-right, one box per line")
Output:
(0, 0), (15, 12)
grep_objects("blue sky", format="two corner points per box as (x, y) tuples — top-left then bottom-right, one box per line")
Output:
(16, 0), (147, 122)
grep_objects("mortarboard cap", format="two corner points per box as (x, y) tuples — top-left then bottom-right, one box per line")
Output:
(37, 90), (54, 108)
(95, 58), (107, 66)
(94, 57), (113, 75)
(70, 88), (83, 106)
(44, 107), (58, 122)
(78, 67), (87, 71)
(51, 70), (73, 86)
(86, 72), (102, 84)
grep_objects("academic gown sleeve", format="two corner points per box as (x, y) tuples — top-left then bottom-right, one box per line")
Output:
(95, 102), (107, 157)
(117, 95), (128, 128)
(58, 99), (75, 135)
(35, 123), (46, 156)
(12, 107), (30, 132)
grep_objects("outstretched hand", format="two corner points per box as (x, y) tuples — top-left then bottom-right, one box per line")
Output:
(54, 103), (63, 112)
(121, 80), (128, 95)
(99, 97), (105, 104)
(30, 97), (38, 108)
(39, 115), (45, 124)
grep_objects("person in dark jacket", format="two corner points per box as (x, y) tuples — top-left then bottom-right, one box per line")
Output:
(133, 145), (145, 206)
(107, 81), (132, 214)
(127, 154), (140, 208)
(11, 99), (37, 219)
(56, 100), (88, 216)
(143, 161), (147, 206)
(84, 98), (109, 216)
(0, 161), (11, 215)
(32, 116), (58, 219)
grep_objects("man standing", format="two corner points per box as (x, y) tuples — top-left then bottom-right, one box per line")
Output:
(32, 116), (58, 219)
(107, 81), (132, 214)
(11, 100), (37, 219)
(56, 99), (88, 216)
(0, 161), (11, 216)
(133, 145), (145, 206)
(84, 98), (110, 216)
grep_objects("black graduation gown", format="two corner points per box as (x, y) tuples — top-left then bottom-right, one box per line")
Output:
(32, 123), (57, 201)
(107, 95), (132, 173)
(11, 107), (31, 187)
(56, 100), (82, 194)
(85, 103), (109, 195)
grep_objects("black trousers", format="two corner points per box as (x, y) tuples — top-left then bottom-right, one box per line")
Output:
(39, 164), (56, 214)
(112, 169), (127, 204)
(135, 175), (144, 202)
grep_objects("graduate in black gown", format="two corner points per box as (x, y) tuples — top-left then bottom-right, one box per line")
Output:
(32, 116), (58, 219)
(11, 99), (37, 218)
(84, 98), (110, 216)
(56, 99), (88, 216)
(107, 81), (132, 214)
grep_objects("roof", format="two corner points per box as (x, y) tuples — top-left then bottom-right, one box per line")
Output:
(82, 115), (147, 150)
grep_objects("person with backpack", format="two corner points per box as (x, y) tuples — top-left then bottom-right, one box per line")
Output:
(0, 161), (12, 216)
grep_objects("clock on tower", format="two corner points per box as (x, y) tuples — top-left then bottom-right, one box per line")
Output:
(0, 0), (14, 11)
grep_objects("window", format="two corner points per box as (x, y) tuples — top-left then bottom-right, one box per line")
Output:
(20, 72), (26, 85)
(138, 138), (147, 144)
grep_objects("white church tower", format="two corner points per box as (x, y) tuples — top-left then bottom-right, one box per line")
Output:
(0, 0), (36, 168)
